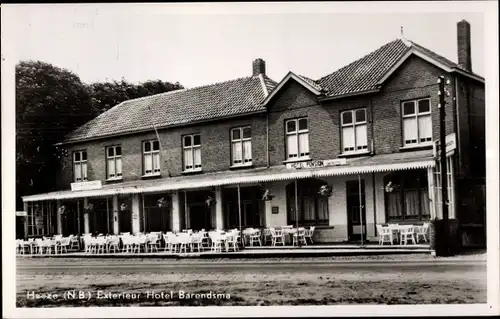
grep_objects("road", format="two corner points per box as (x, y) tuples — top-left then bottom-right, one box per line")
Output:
(16, 257), (487, 306)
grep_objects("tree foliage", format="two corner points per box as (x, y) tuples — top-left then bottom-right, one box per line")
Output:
(15, 60), (183, 209)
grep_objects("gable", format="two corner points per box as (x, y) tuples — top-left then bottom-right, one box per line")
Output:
(267, 79), (319, 112)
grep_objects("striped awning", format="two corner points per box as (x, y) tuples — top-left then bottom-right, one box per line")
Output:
(22, 150), (435, 202)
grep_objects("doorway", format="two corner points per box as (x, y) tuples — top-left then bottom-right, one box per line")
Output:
(346, 179), (366, 241)
(189, 203), (211, 231)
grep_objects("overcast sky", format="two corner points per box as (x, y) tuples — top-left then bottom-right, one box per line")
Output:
(3, 3), (487, 88)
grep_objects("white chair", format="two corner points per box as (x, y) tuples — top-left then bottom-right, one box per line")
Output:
(270, 228), (285, 246)
(121, 235), (135, 253)
(400, 226), (416, 245)
(209, 232), (224, 252)
(249, 229), (262, 246)
(147, 234), (160, 252)
(56, 237), (71, 254)
(376, 224), (394, 245)
(262, 228), (272, 245)
(68, 235), (80, 251)
(225, 230), (239, 252)
(304, 226), (315, 244)
(190, 232), (204, 252)
(416, 223), (430, 243)
(177, 233), (191, 253)
(292, 227), (307, 246)
(107, 236), (120, 253)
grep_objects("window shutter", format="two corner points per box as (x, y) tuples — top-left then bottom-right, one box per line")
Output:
(298, 132), (309, 156)
(287, 135), (298, 158)
(342, 126), (355, 151)
(243, 140), (252, 163)
(355, 124), (368, 149)
(418, 114), (432, 142)
(403, 117), (418, 144)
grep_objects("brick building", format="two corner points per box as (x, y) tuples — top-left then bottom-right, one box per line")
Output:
(22, 20), (485, 245)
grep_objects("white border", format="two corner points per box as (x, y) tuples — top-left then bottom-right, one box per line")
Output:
(2, 1), (499, 318)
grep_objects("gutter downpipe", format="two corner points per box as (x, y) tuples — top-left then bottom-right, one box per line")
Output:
(369, 97), (377, 237)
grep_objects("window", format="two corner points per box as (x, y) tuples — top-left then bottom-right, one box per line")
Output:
(402, 98), (432, 146)
(73, 150), (88, 182)
(341, 109), (368, 153)
(286, 179), (329, 226)
(143, 140), (160, 176)
(434, 156), (455, 219)
(285, 118), (309, 159)
(106, 145), (122, 180)
(27, 202), (51, 236)
(231, 127), (252, 166)
(385, 170), (430, 222)
(183, 134), (201, 171)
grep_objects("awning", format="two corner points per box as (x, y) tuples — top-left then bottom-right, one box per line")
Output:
(22, 150), (435, 202)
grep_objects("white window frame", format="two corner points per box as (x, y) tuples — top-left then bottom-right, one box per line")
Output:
(341, 108), (368, 153)
(183, 134), (202, 172)
(402, 98), (433, 146)
(285, 118), (310, 160)
(106, 145), (122, 180)
(231, 126), (252, 166)
(143, 140), (161, 176)
(73, 150), (88, 182)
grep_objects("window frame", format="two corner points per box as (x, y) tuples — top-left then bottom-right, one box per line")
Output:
(230, 126), (252, 167)
(340, 108), (368, 154)
(73, 150), (88, 182)
(106, 145), (123, 180)
(285, 117), (310, 160)
(142, 140), (161, 176)
(401, 98), (433, 146)
(182, 133), (202, 172)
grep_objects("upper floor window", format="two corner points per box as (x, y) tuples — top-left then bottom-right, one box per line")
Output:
(73, 150), (88, 182)
(341, 109), (368, 153)
(286, 118), (309, 160)
(143, 140), (160, 176)
(402, 98), (432, 146)
(106, 145), (122, 180)
(183, 134), (201, 172)
(231, 127), (252, 166)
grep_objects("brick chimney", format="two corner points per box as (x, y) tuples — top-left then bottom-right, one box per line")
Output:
(252, 58), (266, 76)
(457, 20), (472, 72)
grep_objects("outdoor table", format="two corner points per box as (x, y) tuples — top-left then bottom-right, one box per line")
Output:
(281, 227), (297, 244)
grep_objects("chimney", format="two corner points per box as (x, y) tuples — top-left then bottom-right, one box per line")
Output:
(252, 58), (266, 76)
(457, 20), (472, 72)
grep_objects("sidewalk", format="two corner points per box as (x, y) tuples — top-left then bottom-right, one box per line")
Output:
(20, 244), (435, 259)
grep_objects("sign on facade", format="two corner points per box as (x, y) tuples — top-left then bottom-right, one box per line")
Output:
(71, 180), (103, 192)
(433, 133), (457, 157)
(286, 158), (347, 169)
(272, 206), (279, 214)
(16, 211), (28, 217)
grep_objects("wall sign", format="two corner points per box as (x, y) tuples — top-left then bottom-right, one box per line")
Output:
(71, 180), (103, 192)
(16, 211), (27, 217)
(433, 133), (456, 157)
(272, 206), (279, 214)
(286, 158), (347, 169)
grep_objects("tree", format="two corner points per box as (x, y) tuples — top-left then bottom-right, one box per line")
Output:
(16, 61), (96, 209)
(89, 79), (183, 114)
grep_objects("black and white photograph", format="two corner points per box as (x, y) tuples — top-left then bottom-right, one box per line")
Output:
(2, 1), (499, 317)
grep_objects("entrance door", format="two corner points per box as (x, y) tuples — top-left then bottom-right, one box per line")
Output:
(189, 203), (211, 231)
(346, 179), (366, 241)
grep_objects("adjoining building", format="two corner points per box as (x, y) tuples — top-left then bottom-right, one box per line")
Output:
(21, 20), (485, 245)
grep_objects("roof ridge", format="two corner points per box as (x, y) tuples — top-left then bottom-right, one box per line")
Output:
(316, 38), (406, 82)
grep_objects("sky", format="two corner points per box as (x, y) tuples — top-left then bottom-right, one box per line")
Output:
(2, 3), (487, 88)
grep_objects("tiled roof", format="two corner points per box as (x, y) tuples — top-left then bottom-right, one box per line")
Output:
(64, 75), (277, 143)
(296, 74), (324, 92)
(317, 39), (410, 97)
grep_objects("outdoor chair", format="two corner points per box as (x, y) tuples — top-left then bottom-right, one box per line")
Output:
(269, 227), (285, 246)
(33, 238), (43, 254)
(400, 226), (416, 245)
(209, 232), (224, 253)
(26, 238), (35, 254)
(107, 236), (120, 253)
(164, 233), (180, 253)
(376, 224), (393, 245)
(68, 235), (80, 251)
(136, 235), (148, 253)
(416, 223), (430, 243)
(225, 231), (239, 252)
(249, 229), (262, 246)
(41, 239), (56, 254)
(190, 232), (204, 252)
(262, 228), (272, 245)
(304, 226), (315, 244)
(177, 233), (191, 253)
(121, 235), (136, 253)
(94, 236), (107, 254)
(54, 234), (63, 241)
(56, 237), (71, 254)
(292, 227), (307, 246)
(147, 234), (160, 252)
(16, 240), (23, 255)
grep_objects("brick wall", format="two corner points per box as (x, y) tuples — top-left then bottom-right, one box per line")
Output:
(58, 114), (268, 189)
